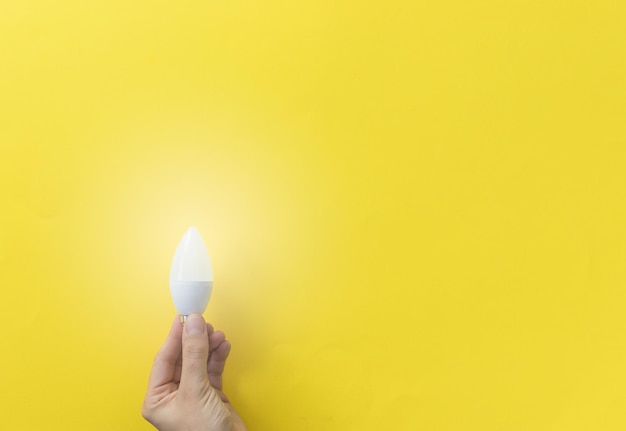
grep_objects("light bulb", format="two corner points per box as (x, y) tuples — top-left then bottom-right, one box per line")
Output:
(169, 226), (214, 321)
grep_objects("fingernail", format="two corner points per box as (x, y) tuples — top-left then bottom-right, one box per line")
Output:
(186, 314), (205, 335)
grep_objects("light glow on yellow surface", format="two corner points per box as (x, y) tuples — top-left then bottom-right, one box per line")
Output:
(1, 1), (626, 429)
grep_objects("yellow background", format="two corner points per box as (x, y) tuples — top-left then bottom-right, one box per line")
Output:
(1, 1), (626, 430)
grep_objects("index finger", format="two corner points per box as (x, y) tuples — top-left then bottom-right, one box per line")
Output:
(147, 316), (183, 389)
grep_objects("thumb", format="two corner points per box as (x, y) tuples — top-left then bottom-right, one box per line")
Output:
(180, 314), (210, 395)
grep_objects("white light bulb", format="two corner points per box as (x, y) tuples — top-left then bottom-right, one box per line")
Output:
(170, 226), (214, 319)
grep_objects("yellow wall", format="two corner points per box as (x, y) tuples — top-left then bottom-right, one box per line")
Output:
(1, 1), (626, 429)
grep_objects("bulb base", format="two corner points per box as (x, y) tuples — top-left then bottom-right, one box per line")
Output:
(180, 314), (188, 324)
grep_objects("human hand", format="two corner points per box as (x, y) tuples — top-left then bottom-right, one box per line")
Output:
(142, 314), (246, 431)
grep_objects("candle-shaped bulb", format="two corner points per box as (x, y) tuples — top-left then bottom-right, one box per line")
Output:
(169, 226), (213, 318)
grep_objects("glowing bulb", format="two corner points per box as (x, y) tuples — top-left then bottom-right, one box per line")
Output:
(170, 226), (214, 320)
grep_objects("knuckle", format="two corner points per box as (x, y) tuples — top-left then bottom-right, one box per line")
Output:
(183, 341), (206, 360)
(141, 403), (152, 421)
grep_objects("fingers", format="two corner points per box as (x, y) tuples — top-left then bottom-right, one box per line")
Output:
(207, 337), (231, 392)
(180, 314), (210, 395)
(158, 314), (231, 398)
(209, 330), (226, 352)
(148, 316), (183, 389)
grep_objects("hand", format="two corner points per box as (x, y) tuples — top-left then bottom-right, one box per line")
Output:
(142, 314), (247, 431)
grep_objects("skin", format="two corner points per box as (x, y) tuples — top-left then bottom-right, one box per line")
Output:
(142, 314), (247, 431)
